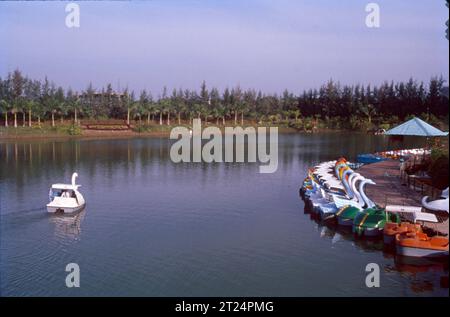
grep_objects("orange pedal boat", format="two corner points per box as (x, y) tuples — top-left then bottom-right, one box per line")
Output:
(383, 222), (421, 245)
(396, 231), (449, 258)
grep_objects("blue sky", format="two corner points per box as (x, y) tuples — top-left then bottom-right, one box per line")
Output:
(0, 0), (448, 94)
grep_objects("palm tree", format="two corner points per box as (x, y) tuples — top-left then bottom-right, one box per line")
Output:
(123, 89), (131, 125)
(11, 69), (24, 128)
(218, 105), (227, 125)
(33, 101), (45, 127)
(209, 87), (221, 125)
(155, 103), (163, 125)
(11, 103), (18, 128)
(55, 87), (66, 124)
(157, 86), (170, 125)
(231, 86), (242, 125)
(21, 103), (26, 127)
(0, 100), (9, 127)
(24, 79), (41, 127)
(164, 101), (171, 125)
(139, 89), (149, 125)
(40, 77), (50, 125)
(65, 88), (79, 125)
(240, 101), (248, 125)
(171, 88), (185, 125)
(0, 74), (11, 127)
(73, 95), (81, 125)
(51, 107), (57, 127)
(24, 99), (34, 127)
(193, 103), (203, 122)
(292, 109), (301, 122)
(148, 98), (158, 123)
(161, 95), (171, 125)
(81, 83), (95, 120)
(359, 103), (377, 125)
(139, 89), (153, 125)
(177, 100), (186, 125)
(45, 83), (59, 127)
(212, 104), (221, 125)
(147, 103), (154, 122)
(134, 100), (143, 127)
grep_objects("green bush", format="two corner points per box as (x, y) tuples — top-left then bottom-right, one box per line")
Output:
(68, 124), (82, 135)
(378, 123), (390, 131)
(55, 124), (82, 135)
(428, 148), (449, 190)
(288, 120), (303, 130)
(430, 146), (447, 161)
(132, 125), (149, 133)
(132, 124), (174, 133)
(348, 115), (361, 130)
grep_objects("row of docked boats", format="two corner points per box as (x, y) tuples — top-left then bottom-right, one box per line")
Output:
(300, 158), (449, 258)
(356, 148), (430, 164)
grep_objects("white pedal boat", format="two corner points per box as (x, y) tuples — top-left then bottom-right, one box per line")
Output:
(47, 173), (85, 214)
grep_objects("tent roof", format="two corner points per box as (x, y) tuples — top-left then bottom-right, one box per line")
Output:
(385, 117), (448, 137)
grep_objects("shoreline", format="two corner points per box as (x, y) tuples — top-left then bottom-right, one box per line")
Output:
(0, 126), (342, 142)
(0, 129), (169, 140)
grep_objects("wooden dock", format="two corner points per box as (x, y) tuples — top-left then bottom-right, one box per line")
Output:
(358, 160), (448, 236)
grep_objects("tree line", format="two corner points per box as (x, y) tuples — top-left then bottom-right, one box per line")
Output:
(0, 69), (448, 130)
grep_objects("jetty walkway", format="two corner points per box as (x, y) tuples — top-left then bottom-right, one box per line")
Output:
(358, 160), (448, 236)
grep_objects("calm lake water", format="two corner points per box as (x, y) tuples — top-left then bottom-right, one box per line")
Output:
(0, 133), (447, 296)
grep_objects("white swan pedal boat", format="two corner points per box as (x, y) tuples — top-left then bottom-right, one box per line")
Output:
(47, 173), (85, 214)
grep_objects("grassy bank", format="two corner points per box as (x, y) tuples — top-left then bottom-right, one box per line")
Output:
(0, 120), (300, 140)
(1, 116), (448, 140)
(0, 124), (83, 139)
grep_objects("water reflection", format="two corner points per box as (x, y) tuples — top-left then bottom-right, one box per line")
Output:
(49, 209), (86, 240)
(0, 133), (426, 188)
(304, 205), (449, 294)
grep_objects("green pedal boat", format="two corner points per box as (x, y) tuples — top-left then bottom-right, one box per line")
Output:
(336, 206), (361, 227)
(353, 208), (400, 237)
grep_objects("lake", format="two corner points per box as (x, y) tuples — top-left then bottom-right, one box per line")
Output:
(0, 133), (447, 296)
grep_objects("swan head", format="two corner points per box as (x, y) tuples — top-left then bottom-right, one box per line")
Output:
(362, 179), (376, 186)
(342, 169), (353, 178)
(71, 172), (79, 186)
(334, 162), (347, 179)
(351, 173), (364, 184)
(349, 173), (365, 205)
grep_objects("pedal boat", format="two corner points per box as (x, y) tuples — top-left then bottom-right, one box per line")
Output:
(395, 231), (449, 258)
(47, 173), (85, 214)
(383, 222), (422, 245)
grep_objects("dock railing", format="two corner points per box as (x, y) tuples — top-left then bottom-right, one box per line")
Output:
(400, 154), (442, 199)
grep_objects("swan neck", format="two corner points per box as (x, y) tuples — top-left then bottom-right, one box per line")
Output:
(359, 180), (375, 209)
(71, 173), (78, 186)
(351, 176), (364, 207)
(343, 170), (354, 198)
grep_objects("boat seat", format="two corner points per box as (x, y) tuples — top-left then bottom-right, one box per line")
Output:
(414, 212), (438, 223)
(431, 237), (449, 247)
(416, 232), (429, 241)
